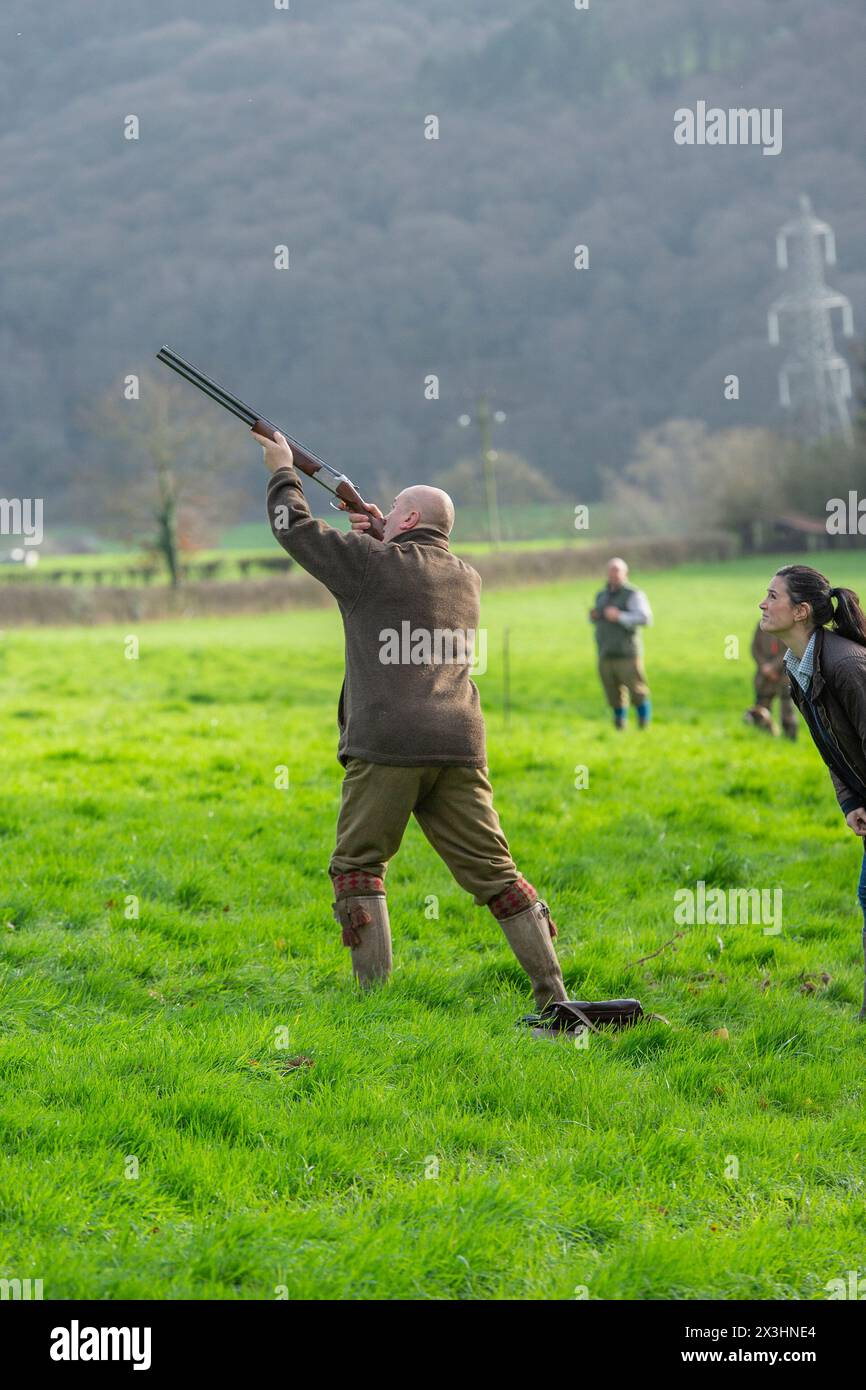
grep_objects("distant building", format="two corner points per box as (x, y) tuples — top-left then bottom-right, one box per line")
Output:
(736, 511), (860, 554)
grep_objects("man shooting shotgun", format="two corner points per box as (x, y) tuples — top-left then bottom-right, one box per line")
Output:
(157, 346), (569, 1010)
(259, 436), (573, 1011)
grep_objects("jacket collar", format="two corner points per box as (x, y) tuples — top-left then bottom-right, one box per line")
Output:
(388, 525), (451, 551)
(810, 625), (827, 700)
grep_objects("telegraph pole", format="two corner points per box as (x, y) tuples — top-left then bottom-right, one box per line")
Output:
(459, 397), (506, 547)
(768, 194), (855, 446)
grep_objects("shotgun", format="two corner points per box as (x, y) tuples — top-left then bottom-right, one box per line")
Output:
(156, 346), (385, 541)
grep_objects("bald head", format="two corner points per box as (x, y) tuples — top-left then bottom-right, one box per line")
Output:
(384, 485), (455, 542)
(607, 557), (628, 590)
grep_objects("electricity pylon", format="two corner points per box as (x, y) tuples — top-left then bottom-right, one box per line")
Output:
(767, 194), (854, 446)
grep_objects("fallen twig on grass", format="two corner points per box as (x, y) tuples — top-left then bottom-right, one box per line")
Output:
(624, 930), (686, 969)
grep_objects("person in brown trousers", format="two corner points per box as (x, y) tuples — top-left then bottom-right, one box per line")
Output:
(255, 426), (568, 1011)
(748, 621), (797, 739)
(759, 564), (866, 1019)
(589, 558), (653, 730)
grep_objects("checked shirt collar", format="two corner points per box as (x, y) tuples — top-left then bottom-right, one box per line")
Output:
(784, 630), (818, 694)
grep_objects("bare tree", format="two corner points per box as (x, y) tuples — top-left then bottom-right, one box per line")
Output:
(78, 374), (247, 585)
(434, 451), (563, 508)
(604, 421), (788, 536)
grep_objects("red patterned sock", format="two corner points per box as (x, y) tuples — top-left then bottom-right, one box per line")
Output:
(488, 876), (539, 920)
(331, 870), (385, 899)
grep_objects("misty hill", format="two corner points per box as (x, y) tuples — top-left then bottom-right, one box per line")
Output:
(2, 0), (864, 519)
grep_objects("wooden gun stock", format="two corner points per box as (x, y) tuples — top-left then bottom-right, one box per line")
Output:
(250, 418), (385, 542)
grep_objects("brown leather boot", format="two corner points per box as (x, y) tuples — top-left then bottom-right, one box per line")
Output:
(498, 899), (568, 1010)
(333, 894), (392, 988)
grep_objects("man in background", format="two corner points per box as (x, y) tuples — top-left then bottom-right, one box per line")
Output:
(589, 557), (653, 730)
(747, 620), (798, 739)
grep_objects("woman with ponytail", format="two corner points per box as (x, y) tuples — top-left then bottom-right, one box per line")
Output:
(759, 565), (866, 1019)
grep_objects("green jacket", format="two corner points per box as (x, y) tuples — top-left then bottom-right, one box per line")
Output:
(592, 582), (652, 659)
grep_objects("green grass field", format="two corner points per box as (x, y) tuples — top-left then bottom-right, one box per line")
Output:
(2, 550), (865, 1300)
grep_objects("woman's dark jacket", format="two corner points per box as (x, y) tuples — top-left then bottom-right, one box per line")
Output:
(787, 626), (866, 815)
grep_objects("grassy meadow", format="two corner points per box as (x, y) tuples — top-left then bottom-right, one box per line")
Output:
(1, 549), (865, 1299)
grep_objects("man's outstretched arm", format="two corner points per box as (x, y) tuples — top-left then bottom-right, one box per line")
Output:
(258, 429), (372, 609)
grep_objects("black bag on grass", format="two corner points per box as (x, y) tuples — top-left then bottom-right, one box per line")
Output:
(521, 998), (648, 1033)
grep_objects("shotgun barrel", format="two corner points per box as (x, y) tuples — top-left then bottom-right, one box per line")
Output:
(155, 346), (385, 541)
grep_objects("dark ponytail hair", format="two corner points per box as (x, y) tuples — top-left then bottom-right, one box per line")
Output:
(776, 564), (866, 647)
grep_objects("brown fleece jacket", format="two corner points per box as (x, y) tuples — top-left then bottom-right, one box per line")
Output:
(266, 466), (487, 768)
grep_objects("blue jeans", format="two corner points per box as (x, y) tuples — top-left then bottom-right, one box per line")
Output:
(857, 844), (866, 1016)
